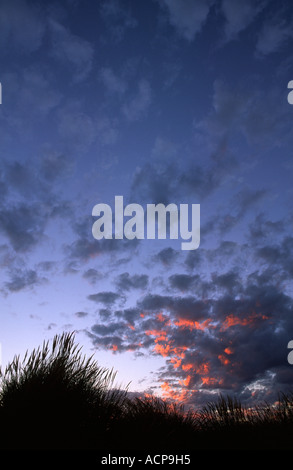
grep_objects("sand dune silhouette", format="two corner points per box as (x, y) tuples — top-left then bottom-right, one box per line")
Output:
(0, 332), (292, 450)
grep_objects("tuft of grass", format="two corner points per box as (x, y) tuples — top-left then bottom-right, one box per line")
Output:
(0, 332), (127, 449)
(198, 394), (246, 429)
(112, 395), (197, 449)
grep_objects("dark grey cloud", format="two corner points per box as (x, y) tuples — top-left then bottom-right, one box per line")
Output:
(115, 272), (149, 291)
(40, 152), (74, 182)
(255, 235), (293, 278)
(99, 308), (113, 320)
(82, 268), (104, 284)
(5, 267), (46, 292)
(115, 307), (141, 325)
(66, 235), (140, 263)
(131, 135), (238, 208)
(65, 213), (141, 264)
(91, 321), (126, 336)
(88, 291), (122, 307)
(248, 213), (284, 244)
(130, 158), (226, 206)
(137, 293), (211, 321)
(131, 162), (178, 205)
(5, 161), (43, 198)
(211, 270), (242, 296)
(168, 273), (198, 292)
(0, 203), (47, 252)
(37, 261), (56, 272)
(155, 247), (179, 266)
(0, 155), (75, 256)
(75, 311), (88, 318)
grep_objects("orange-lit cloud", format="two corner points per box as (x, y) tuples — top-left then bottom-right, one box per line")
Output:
(154, 343), (171, 357)
(174, 318), (213, 331)
(182, 363), (194, 372)
(201, 376), (223, 386)
(145, 329), (167, 342)
(160, 381), (191, 402)
(156, 312), (171, 324)
(180, 375), (192, 387)
(195, 362), (210, 375)
(218, 354), (230, 365)
(224, 347), (233, 355)
(221, 312), (268, 330)
(170, 357), (182, 368)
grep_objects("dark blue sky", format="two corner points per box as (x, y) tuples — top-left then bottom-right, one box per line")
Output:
(1, 0), (293, 407)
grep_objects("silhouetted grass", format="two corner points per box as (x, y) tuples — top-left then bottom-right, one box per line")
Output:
(0, 332), (126, 449)
(0, 332), (293, 450)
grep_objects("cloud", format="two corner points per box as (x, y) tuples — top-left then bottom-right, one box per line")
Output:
(40, 152), (74, 182)
(75, 311), (88, 318)
(137, 293), (211, 322)
(115, 272), (149, 291)
(256, 15), (293, 56)
(37, 261), (56, 272)
(211, 270), (242, 296)
(221, 0), (268, 40)
(217, 187), (267, 233)
(155, 247), (179, 266)
(122, 79), (152, 122)
(248, 213), (284, 245)
(5, 267), (46, 292)
(0, 155), (75, 254)
(130, 141), (236, 206)
(66, 233), (140, 263)
(57, 106), (97, 154)
(49, 18), (94, 82)
(85, 220), (293, 406)
(91, 321), (127, 336)
(82, 268), (104, 285)
(168, 274), (198, 292)
(256, 236), (293, 278)
(0, 203), (47, 252)
(99, 0), (137, 42)
(198, 79), (292, 151)
(0, 0), (45, 54)
(99, 67), (127, 95)
(4, 161), (43, 199)
(159, 0), (216, 41)
(0, 67), (62, 137)
(130, 162), (178, 205)
(87, 291), (122, 307)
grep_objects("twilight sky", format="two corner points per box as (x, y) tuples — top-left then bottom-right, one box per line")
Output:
(1, 0), (293, 408)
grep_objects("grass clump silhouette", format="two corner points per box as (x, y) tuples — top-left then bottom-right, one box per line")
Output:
(1, 332), (293, 450)
(0, 332), (126, 449)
